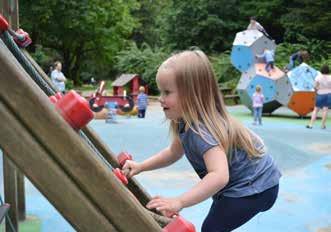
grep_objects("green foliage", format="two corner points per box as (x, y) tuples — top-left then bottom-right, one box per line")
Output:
(275, 37), (331, 70)
(18, 0), (330, 89)
(161, 0), (244, 52)
(20, 0), (139, 85)
(210, 52), (240, 85)
(114, 43), (169, 94)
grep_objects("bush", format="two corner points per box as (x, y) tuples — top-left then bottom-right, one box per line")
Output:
(210, 52), (241, 89)
(114, 43), (169, 94)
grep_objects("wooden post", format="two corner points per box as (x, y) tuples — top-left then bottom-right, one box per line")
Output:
(10, 0), (19, 30)
(16, 173), (25, 221)
(0, 40), (161, 231)
(3, 156), (19, 232)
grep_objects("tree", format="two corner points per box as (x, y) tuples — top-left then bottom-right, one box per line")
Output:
(20, 0), (139, 85)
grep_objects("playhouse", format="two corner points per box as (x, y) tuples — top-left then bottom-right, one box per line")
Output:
(112, 74), (148, 100)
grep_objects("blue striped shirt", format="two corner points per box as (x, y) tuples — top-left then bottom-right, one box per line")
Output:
(137, 93), (148, 110)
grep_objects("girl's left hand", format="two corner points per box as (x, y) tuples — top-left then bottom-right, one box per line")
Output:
(146, 196), (183, 217)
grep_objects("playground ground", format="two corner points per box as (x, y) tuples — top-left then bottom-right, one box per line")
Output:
(1, 102), (330, 232)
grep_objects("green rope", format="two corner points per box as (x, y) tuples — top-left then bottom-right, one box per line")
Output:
(1, 30), (56, 96)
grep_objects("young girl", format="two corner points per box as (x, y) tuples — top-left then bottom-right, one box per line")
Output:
(252, 85), (264, 125)
(123, 50), (281, 232)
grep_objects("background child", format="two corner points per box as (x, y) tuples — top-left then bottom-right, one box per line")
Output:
(137, 86), (148, 118)
(247, 16), (273, 40)
(252, 85), (264, 125)
(286, 50), (309, 71)
(123, 50), (281, 231)
(256, 48), (275, 75)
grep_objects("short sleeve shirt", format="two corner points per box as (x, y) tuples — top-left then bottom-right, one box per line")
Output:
(178, 121), (281, 198)
(51, 70), (66, 92)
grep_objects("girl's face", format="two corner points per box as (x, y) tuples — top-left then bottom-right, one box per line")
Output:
(156, 69), (182, 120)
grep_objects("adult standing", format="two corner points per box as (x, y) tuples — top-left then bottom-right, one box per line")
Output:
(306, 64), (331, 129)
(51, 61), (67, 94)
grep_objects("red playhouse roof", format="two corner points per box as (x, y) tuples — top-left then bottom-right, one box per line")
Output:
(112, 74), (140, 87)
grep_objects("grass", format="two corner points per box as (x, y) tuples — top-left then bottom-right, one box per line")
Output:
(0, 215), (41, 232)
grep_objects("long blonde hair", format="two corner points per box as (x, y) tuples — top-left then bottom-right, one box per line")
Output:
(158, 50), (263, 160)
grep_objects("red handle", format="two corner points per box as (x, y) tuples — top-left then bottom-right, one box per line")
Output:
(117, 151), (133, 167)
(0, 14), (9, 31)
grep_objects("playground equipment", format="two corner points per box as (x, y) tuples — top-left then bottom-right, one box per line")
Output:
(231, 29), (319, 116)
(0, 14), (31, 48)
(163, 216), (196, 232)
(237, 63), (284, 113)
(49, 90), (94, 130)
(117, 152), (196, 232)
(88, 80), (137, 116)
(276, 63), (318, 116)
(0, 27), (164, 231)
(231, 30), (276, 72)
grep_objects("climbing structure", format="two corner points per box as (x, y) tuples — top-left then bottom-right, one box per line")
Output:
(276, 63), (318, 116)
(231, 30), (276, 72)
(231, 29), (318, 116)
(237, 63), (284, 113)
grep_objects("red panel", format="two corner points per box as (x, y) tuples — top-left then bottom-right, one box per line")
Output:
(288, 92), (316, 116)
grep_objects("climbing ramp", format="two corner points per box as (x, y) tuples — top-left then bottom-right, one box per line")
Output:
(0, 38), (163, 231)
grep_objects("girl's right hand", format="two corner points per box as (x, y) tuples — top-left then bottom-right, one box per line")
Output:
(122, 160), (143, 178)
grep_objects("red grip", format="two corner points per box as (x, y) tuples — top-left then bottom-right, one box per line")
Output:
(113, 168), (128, 185)
(55, 90), (94, 130)
(117, 152), (133, 167)
(162, 216), (196, 232)
(0, 14), (9, 31)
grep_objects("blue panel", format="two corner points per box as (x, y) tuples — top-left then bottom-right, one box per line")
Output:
(288, 65), (318, 91)
(230, 45), (254, 72)
(246, 75), (276, 103)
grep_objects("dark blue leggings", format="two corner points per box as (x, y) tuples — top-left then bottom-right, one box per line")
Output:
(202, 185), (279, 232)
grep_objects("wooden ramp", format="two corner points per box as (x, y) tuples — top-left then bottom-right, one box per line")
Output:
(0, 40), (162, 231)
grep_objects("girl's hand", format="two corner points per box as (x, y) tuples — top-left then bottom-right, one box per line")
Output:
(146, 196), (183, 217)
(122, 160), (143, 178)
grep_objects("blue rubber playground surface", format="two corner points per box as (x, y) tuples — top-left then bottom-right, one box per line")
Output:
(1, 103), (330, 231)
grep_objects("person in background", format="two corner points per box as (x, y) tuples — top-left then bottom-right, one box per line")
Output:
(51, 61), (67, 94)
(247, 16), (273, 40)
(306, 64), (331, 129)
(285, 50), (309, 71)
(256, 48), (275, 75)
(137, 86), (148, 118)
(252, 85), (264, 125)
(122, 50), (281, 232)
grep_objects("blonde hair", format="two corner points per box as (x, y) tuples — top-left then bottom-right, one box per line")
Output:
(255, 85), (262, 92)
(157, 50), (263, 160)
(139, 86), (145, 93)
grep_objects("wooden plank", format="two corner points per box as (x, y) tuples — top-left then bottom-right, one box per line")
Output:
(16, 172), (26, 221)
(82, 127), (153, 206)
(3, 156), (19, 232)
(0, 101), (117, 232)
(0, 40), (161, 231)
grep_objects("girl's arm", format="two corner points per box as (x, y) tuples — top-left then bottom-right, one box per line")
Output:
(147, 146), (229, 213)
(123, 137), (184, 177)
